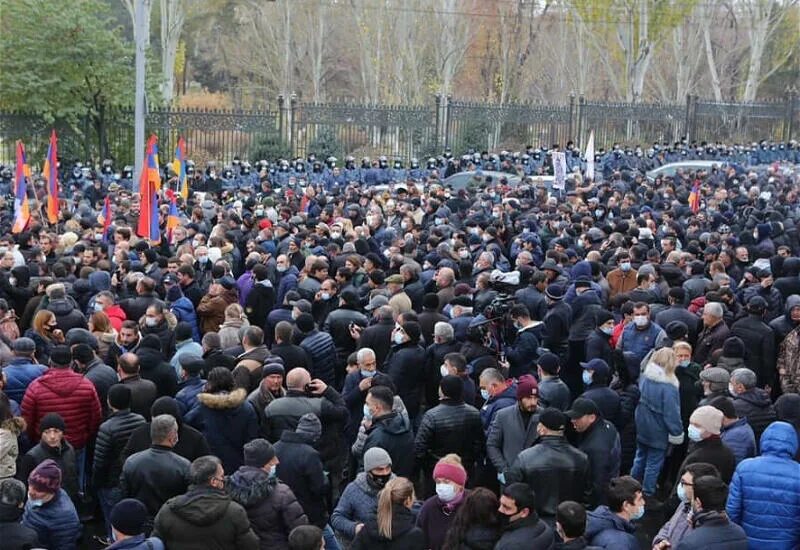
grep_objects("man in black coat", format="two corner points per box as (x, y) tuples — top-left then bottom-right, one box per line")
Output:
(322, 289), (368, 385)
(505, 408), (591, 524)
(0, 478), (39, 548)
(514, 271), (548, 322)
(655, 287), (700, 346)
(244, 264), (275, 331)
(730, 296), (777, 389)
(273, 413), (328, 529)
(567, 398), (621, 507)
(269, 321), (312, 373)
(383, 322), (426, 423)
(119, 277), (160, 324)
(360, 385), (414, 478)
(543, 285), (572, 363)
(674, 475), (747, 550)
(496, 483), (555, 550)
(355, 305), (395, 369)
(117, 353), (158, 420)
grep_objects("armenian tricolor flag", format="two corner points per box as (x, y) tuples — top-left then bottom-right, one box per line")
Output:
(166, 195), (180, 243)
(688, 179), (701, 213)
(43, 130), (59, 224)
(100, 195), (112, 242)
(172, 136), (188, 200)
(136, 134), (161, 242)
(12, 141), (31, 234)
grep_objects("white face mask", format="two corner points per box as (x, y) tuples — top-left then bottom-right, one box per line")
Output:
(330, 232), (341, 239)
(436, 483), (458, 502)
(728, 383), (737, 396)
(459, 250), (470, 259)
(393, 332), (405, 345)
(633, 315), (649, 327)
(440, 365), (449, 377)
(145, 317), (158, 327)
(277, 265), (288, 273)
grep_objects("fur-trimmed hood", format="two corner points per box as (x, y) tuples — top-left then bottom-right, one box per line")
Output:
(0, 416), (25, 435)
(197, 388), (248, 410)
(643, 361), (679, 387)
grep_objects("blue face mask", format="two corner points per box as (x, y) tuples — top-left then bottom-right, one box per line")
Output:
(268, 465), (277, 479)
(678, 359), (690, 368)
(480, 388), (490, 401)
(361, 369), (376, 378)
(687, 425), (704, 442)
(582, 371), (593, 386)
(630, 504), (645, 521)
(677, 481), (688, 503)
(28, 499), (45, 508)
(363, 404), (373, 420)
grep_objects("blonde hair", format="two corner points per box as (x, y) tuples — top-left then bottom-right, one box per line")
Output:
(377, 477), (415, 539)
(438, 453), (463, 467)
(673, 341), (692, 354)
(651, 347), (677, 377)
(224, 303), (245, 321)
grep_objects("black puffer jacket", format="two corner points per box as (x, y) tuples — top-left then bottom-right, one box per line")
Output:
(351, 504), (425, 550)
(226, 466), (308, 550)
(414, 399), (483, 471)
(505, 435), (591, 520)
(299, 330), (338, 386)
(384, 341), (427, 420)
(137, 344), (179, 398)
(732, 388), (777, 450)
(362, 411), (415, 478)
(0, 501), (39, 550)
(153, 486), (259, 550)
(323, 306), (368, 366)
(92, 409), (146, 488)
(730, 313), (777, 388)
(273, 430), (327, 527)
(575, 418), (621, 507)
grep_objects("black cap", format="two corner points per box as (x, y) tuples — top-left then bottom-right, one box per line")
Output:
(538, 407), (567, 431)
(566, 397), (601, 419)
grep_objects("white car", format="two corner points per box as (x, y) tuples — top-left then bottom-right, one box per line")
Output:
(646, 161), (727, 182)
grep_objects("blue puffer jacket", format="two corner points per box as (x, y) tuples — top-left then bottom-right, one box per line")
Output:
(720, 417), (757, 464)
(300, 330), (337, 386)
(170, 297), (201, 342)
(1, 358), (47, 403)
(585, 505), (639, 550)
(22, 488), (82, 550)
(727, 421), (800, 550)
(634, 362), (683, 450)
(175, 376), (206, 417)
(331, 472), (394, 541)
(480, 384), (517, 432)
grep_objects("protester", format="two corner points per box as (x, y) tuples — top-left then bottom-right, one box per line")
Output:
(22, 459), (81, 550)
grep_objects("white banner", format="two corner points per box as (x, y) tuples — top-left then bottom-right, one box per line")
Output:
(553, 151), (567, 190)
(585, 130), (595, 181)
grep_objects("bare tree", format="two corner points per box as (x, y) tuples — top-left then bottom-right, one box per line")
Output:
(160, 0), (187, 105)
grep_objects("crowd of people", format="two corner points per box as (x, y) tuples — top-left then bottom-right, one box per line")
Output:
(0, 137), (799, 550)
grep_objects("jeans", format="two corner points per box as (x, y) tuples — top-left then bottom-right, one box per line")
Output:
(631, 443), (666, 496)
(97, 487), (121, 539)
(323, 524), (341, 550)
(74, 447), (86, 495)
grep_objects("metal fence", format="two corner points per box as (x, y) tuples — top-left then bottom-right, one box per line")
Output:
(0, 93), (796, 166)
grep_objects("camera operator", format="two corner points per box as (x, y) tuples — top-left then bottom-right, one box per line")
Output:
(504, 304), (545, 378)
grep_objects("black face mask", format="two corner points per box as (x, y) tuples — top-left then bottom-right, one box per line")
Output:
(367, 472), (391, 489)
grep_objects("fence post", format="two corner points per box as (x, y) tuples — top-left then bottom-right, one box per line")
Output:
(568, 94), (576, 145)
(576, 96), (585, 146)
(434, 94), (442, 152)
(289, 94), (297, 156)
(684, 94), (695, 142)
(785, 89), (796, 142)
(277, 95), (285, 141)
(444, 95), (452, 151)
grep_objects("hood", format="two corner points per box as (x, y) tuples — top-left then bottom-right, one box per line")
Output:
(736, 388), (772, 409)
(716, 356), (745, 371)
(89, 271), (111, 292)
(776, 393), (800, 429)
(221, 318), (246, 330)
(136, 345), (166, 366)
(759, 421), (799, 459)
(785, 295), (800, 317)
(197, 388), (248, 410)
(1, 416), (25, 435)
(169, 487), (233, 525)
(0, 501), (23, 523)
(781, 257), (800, 277)
(586, 505), (635, 539)
(48, 298), (76, 315)
(226, 465), (274, 507)
(571, 260), (593, 281)
(73, 278), (92, 294)
(95, 330), (116, 344)
(39, 369), (86, 397)
(238, 346), (270, 363)
(643, 362), (679, 387)
(376, 411), (411, 436)
(10, 265), (30, 287)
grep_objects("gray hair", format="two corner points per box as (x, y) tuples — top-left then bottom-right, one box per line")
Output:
(190, 455), (222, 486)
(150, 414), (178, 444)
(377, 305), (395, 321)
(704, 302), (724, 319)
(434, 321), (454, 341)
(357, 348), (376, 364)
(202, 331), (222, 350)
(399, 263), (419, 277)
(731, 368), (757, 389)
(479, 368), (505, 385)
(0, 478), (26, 507)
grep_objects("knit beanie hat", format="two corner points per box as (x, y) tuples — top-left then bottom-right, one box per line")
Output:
(295, 413), (322, 442)
(690, 405), (724, 436)
(39, 413), (66, 433)
(722, 336), (745, 359)
(363, 447), (392, 471)
(433, 460), (467, 486)
(110, 498), (148, 536)
(516, 374), (539, 400)
(28, 459), (62, 494)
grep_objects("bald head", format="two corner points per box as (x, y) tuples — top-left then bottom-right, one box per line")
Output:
(286, 368), (311, 390)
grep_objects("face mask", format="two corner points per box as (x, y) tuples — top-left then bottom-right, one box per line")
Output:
(361, 369), (375, 378)
(677, 481), (689, 503)
(435, 218), (444, 225)
(620, 262), (632, 272)
(436, 483), (458, 502)
(93, 302), (104, 312)
(393, 332), (405, 345)
(480, 388), (490, 401)
(440, 365), (450, 377)
(28, 498), (45, 508)
(600, 326), (614, 336)
(582, 370), (593, 385)
(459, 249), (470, 259)
(401, 222), (409, 230)
(678, 359), (690, 367)
(192, 239), (200, 248)
(367, 471), (391, 489)
(94, 233), (104, 241)
(145, 317), (158, 327)
(8, 277), (16, 286)
(363, 404), (373, 420)
(728, 383), (737, 396)
(630, 504), (645, 521)
(277, 265), (288, 273)
(330, 232), (341, 239)
(321, 292), (331, 301)
(482, 234), (491, 242)
(633, 315), (649, 327)
(687, 425), (704, 442)
(268, 465), (277, 479)
(197, 255), (208, 264)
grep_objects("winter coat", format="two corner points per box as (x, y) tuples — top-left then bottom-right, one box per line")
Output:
(83, 357), (119, 410)
(197, 290), (238, 334)
(515, 286), (548, 322)
(416, 492), (467, 550)
(607, 269), (638, 300)
(0, 501), (39, 550)
(576, 418), (621, 507)
(653, 502), (692, 549)
(153, 486), (259, 550)
(362, 411), (415, 477)
(693, 321), (731, 366)
(454, 524), (499, 550)
(674, 510), (747, 550)
(505, 435), (591, 520)
(585, 329), (613, 366)
(494, 514), (554, 550)
(323, 306), (368, 367)
(218, 317), (249, 350)
(721, 417), (757, 465)
(120, 375), (159, 420)
(418, 310), (448, 349)
(342, 370), (372, 443)
(569, 292), (603, 342)
(119, 445), (191, 518)
(731, 314), (776, 388)
(137, 345), (178, 398)
(122, 419), (210, 466)
(543, 301), (572, 356)
(423, 341), (462, 408)
(175, 376), (205, 418)
(275, 267), (299, 308)
(727, 421), (800, 550)
(414, 399), (483, 471)
(358, 319), (395, 368)
(778, 325), (800, 394)
(119, 293), (159, 326)
(732, 388), (777, 448)
(104, 304), (127, 332)
(22, 489), (80, 550)
(539, 375), (572, 411)
(681, 436), (736, 483)
(232, 345), (270, 393)
(506, 325), (542, 377)
(139, 316), (177, 360)
(269, 343), (311, 372)
(331, 472), (390, 541)
(384, 342), (427, 419)
(92, 409), (146, 488)
(21, 367), (102, 449)
(0, 417), (24, 479)
(770, 295), (800, 342)
(244, 280), (275, 332)
(1, 358), (46, 403)
(185, 388), (259, 473)
(273, 431), (327, 527)
(226, 466), (308, 550)
(635, 362), (683, 450)
(480, 383), (517, 432)
(618, 321), (664, 366)
(170, 296), (201, 342)
(580, 385), (622, 428)
(486, 404), (540, 473)
(47, 298), (87, 333)
(741, 283), (783, 322)
(676, 362), (702, 430)
(17, 440), (79, 501)
(351, 504), (425, 550)
(106, 534), (165, 550)
(299, 330), (338, 386)
(585, 505), (638, 550)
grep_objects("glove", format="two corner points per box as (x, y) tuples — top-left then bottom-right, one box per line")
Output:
(668, 433), (685, 446)
(497, 472), (506, 485)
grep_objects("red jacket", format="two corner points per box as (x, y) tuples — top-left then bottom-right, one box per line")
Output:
(104, 304), (127, 332)
(21, 368), (102, 449)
